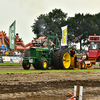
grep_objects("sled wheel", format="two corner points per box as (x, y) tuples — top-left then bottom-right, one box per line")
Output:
(81, 61), (86, 69)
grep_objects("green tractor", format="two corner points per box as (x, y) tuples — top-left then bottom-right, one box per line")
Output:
(22, 36), (71, 70)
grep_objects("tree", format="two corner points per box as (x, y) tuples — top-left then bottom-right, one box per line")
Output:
(93, 13), (100, 35)
(67, 13), (99, 51)
(31, 8), (67, 38)
(67, 13), (85, 50)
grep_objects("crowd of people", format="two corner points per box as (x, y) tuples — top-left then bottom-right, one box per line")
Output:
(0, 49), (25, 56)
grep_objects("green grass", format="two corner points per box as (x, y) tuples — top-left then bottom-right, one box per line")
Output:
(0, 63), (100, 74)
(0, 63), (21, 66)
(0, 69), (100, 74)
(92, 64), (100, 66)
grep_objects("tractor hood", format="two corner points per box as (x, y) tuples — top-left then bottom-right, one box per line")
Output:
(88, 49), (98, 58)
(30, 47), (50, 51)
(30, 47), (50, 58)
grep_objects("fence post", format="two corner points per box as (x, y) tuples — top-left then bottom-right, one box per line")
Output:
(76, 83), (80, 99)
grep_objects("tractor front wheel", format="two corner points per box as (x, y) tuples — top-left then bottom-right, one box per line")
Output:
(22, 62), (30, 70)
(40, 59), (48, 70)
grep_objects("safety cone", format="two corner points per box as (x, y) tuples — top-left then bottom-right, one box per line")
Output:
(19, 61), (22, 64)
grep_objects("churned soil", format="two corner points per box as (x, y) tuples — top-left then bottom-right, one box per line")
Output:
(0, 66), (100, 100)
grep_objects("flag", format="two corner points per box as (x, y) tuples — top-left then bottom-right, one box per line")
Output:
(67, 34), (83, 46)
(9, 21), (16, 49)
(61, 25), (67, 46)
(72, 34), (83, 42)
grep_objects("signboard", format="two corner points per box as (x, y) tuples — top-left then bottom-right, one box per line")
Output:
(61, 25), (67, 46)
(2, 56), (23, 63)
(89, 36), (100, 41)
(9, 21), (16, 49)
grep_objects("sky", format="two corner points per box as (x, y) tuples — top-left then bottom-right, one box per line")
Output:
(0, 0), (100, 44)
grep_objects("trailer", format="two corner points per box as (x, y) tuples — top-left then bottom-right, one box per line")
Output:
(79, 34), (100, 69)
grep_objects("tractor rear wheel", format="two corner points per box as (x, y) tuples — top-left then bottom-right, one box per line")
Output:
(60, 50), (71, 69)
(52, 50), (63, 69)
(24, 49), (30, 57)
(39, 59), (48, 70)
(33, 63), (40, 69)
(81, 61), (86, 69)
(22, 62), (30, 70)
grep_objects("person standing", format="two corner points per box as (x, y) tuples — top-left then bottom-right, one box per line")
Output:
(70, 48), (76, 57)
(70, 48), (77, 68)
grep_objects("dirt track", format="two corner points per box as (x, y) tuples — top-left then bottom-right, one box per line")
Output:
(0, 66), (100, 100)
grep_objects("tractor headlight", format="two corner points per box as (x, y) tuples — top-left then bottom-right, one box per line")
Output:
(29, 59), (33, 63)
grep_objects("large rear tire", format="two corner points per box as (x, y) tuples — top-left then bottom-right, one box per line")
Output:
(33, 63), (40, 69)
(22, 62), (30, 70)
(52, 50), (63, 69)
(39, 59), (48, 70)
(60, 50), (71, 69)
(24, 49), (30, 57)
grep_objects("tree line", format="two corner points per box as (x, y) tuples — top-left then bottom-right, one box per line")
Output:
(31, 8), (100, 51)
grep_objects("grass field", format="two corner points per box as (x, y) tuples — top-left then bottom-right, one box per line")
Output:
(0, 69), (100, 74)
(0, 63), (22, 66)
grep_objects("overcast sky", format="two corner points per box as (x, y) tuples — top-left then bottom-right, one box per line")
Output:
(0, 0), (100, 44)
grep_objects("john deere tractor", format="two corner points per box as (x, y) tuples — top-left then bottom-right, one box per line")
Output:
(22, 36), (71, 70)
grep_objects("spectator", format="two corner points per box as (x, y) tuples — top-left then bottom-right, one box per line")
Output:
(15, 33), (22, 42)
(70, 48), (77, 68)
(4, 50), (8, 56)
(18, 51), (21, 56)
(14, 50), (18, 56)
(10, 50), (14, 56)
(15, 33), (19, 41)
(0, 50), (3, 55)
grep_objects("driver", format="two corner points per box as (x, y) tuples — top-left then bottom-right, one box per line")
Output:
(49, 39), (54, 48)
(49, 39), (54, 55)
